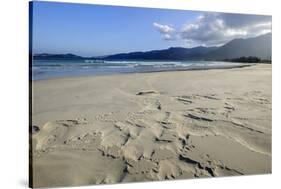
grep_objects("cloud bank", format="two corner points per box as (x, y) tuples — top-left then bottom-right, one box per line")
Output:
(180, 13), (271, 46)
(153, 13), (271, 46)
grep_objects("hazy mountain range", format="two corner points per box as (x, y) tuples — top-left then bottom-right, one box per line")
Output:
(34, 33), (272, 61)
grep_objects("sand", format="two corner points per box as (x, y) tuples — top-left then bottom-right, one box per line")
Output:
(30, 64), (272, 188)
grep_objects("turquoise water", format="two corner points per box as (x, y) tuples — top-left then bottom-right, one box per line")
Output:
(31, 60), (245, 80)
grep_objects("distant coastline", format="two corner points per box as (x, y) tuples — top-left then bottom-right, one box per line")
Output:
(33, 33), (272, 63)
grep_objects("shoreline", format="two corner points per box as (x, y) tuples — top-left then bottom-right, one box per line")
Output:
(32, 63), (257, 81)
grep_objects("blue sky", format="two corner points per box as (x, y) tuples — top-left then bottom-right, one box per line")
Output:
(31, 1), (271, 57)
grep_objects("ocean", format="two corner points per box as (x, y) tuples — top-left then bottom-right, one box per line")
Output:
(31, 60), (247, 80)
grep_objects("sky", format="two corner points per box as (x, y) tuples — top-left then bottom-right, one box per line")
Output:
(31, 1), (272, 57)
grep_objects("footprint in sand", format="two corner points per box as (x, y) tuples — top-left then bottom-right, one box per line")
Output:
(135, 90), (163, 111)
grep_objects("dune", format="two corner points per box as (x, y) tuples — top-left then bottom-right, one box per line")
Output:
(30, 64), (272, 187)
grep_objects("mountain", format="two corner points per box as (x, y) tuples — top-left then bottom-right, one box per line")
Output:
(33, 33), (271, 61)
(104, 46), (218, 61)
(206, 33), (272, 60)
(103, 33), (271, 61)
(33, 53), (84, 60)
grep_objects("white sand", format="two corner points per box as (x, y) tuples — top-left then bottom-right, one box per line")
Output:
(30, 64), (272, 187)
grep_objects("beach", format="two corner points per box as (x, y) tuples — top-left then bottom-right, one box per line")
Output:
(30, 64), (272, 187)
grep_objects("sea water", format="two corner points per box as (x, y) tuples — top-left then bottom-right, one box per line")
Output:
(31, 60), (246, 80)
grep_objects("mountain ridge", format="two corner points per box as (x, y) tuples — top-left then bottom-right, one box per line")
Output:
(33, 33), (271, 61)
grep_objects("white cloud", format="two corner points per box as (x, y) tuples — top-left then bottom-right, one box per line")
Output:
(153, 22), (175, 40)
(163, 34), (173, 40)
(180, 13), (272, 46)
(153, 22), (175, 33)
